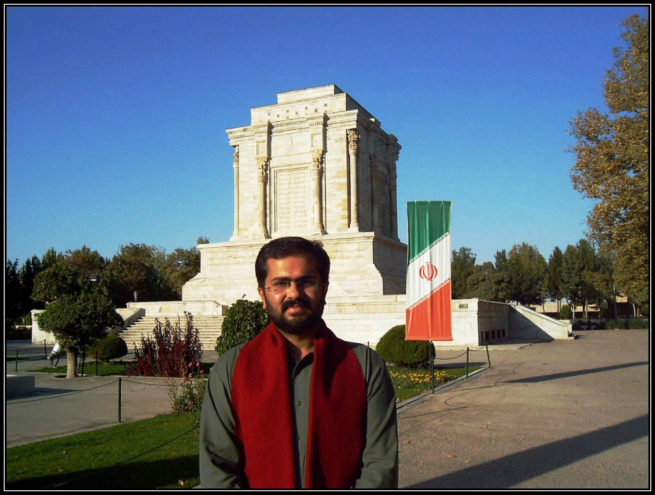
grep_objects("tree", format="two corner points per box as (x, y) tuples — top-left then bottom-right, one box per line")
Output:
(561, 239), (603, 319)
(547, 247), (564, 313)
(568, 14), (649, 307)
(31, 246), (122, 378)
(504, 243), (548, 305)
(465, 261), (503, 301)
(6, 260), (22, 321)
(19, 255), (45, 315)
(561, 244), (584, 318)
(103, 243), (174, 307)
(36, 291), (123, 378)
(159, 237), (208, 299)
(32, 261), (82, 304)
(451, 247), (477, 299)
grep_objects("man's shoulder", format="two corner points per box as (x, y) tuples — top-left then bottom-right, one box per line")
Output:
(211, 343), (247, 378)
(346, 341), (387, 367)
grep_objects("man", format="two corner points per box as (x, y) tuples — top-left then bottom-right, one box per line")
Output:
(199, 236), (398, 489)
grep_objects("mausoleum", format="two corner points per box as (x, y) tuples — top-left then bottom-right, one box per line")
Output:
(31, 85), (572, 349)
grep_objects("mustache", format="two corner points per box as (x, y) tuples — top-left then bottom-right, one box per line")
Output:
(281, 299), (311, 311)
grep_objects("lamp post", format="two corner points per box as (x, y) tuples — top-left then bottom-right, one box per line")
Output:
(82, 274), (100, 377)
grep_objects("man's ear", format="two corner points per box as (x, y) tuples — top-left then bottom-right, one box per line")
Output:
(257, 286), (267, 310)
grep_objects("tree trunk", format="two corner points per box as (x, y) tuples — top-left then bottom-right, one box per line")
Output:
(66, 349), (78, 379)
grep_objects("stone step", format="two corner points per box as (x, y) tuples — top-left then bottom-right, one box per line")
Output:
(118, 315), (223, 352)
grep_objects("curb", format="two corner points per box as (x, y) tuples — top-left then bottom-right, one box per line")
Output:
(396, 365), (489, 412)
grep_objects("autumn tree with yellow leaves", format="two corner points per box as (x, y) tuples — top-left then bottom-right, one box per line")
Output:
(568, 13), (649, 310)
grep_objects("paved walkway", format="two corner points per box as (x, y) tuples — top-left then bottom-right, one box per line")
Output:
(5, 330), (650, 489)
(397, 330), (649, 489)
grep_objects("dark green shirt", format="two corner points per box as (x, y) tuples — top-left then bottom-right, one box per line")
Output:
(199, 336), (398, 488)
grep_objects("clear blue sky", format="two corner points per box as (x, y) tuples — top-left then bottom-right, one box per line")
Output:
(5, 5), (648, 267)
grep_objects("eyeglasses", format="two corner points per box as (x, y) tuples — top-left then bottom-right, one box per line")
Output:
(265, 278), (323, 294)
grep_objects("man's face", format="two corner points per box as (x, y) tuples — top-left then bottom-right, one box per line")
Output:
(257, 254), (328, 336)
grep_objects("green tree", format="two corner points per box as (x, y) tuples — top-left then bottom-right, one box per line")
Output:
(159, 237), (208, 299)
(465, 261), (502, 301)
(32, 261), (82, 304)
(32, 246), (107, 304)
(561, 244), (584, 318)
(504, 243), (548, 305)
(41, 247), (62, 270)
(451, 247), (476, 299)
(19, 256), (45, 315)
(568, 14), (649, 308)
(561, 240), (602, 318)
(547, 247), (564, 314)
(37, 291), (123, 378)
(6, 259), (22, 321)
(103, 243), (174, 307)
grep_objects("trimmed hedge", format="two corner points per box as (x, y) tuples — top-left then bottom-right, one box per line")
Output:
(215, 299), (269, 355)
(89, 334), (128, 362)
(604, 318), (649, 329)
(375, 324), (435, 367)
(559, 305), (572, 319)
(627, 318), (649, 329)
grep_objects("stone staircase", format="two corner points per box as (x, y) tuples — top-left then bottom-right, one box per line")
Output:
(117, 314), (223, 353)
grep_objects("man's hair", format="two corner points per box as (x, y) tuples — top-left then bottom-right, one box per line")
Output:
(255, 236), (330, 288)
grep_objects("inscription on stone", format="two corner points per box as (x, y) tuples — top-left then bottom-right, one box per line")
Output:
(274, 167), (308, 233)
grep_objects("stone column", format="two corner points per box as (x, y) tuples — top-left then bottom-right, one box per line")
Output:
(347, 129), (359, 230)
(369, 153), (377, 233)
(312, 149), (325, 234)
(389, 167), (397, 239)
(232, 146), (240, 239)
(256, 156), (270, 238)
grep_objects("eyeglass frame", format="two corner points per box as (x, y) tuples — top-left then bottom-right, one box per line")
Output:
(264, 277), (325, 295)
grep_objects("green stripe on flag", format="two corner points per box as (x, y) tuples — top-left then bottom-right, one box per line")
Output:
(407, 201), (452, 263)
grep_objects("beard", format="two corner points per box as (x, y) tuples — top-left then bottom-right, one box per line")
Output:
(264, 294), (326, 335)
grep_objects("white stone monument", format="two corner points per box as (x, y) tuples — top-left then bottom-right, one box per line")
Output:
(182, 85), (407, 307)
(119, 85), (569, 348)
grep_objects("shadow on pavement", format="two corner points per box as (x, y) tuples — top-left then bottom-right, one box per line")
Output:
(504, 361), (648, 383)
(407, 414), (649, 489)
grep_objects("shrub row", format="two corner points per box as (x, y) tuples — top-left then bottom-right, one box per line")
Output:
(375, 325), (435, 367)
(603, 318), (649, 330)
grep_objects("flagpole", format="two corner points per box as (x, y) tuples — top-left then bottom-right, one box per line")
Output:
(429, 339), (435, 393)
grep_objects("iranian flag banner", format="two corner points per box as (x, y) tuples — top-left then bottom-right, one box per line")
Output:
(405, 201), (453, 341)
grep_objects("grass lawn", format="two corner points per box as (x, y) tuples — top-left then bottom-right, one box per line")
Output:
(28, 360), (214, 376)
(6, 414), (199, 489)
(9, 363), (481, 489)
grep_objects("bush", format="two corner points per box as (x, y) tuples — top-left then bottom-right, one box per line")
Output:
(168, 359), (207, 429)
(627, 318), (649, 329)
(89, 334), (128, 363)
(127, 312), (202, 377)
(375, 325), (435, 367)
(604, 319), (618, 329)
(215, 299), (269, 355)
(559, 305), (572, 319)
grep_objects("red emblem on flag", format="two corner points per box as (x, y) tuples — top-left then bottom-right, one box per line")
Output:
(418, 262), (438, 281)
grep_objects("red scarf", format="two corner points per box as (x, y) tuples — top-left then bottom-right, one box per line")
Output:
(230, 321), (367, 489)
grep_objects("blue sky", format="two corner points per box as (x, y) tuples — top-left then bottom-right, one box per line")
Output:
(5, 5), (648, 267)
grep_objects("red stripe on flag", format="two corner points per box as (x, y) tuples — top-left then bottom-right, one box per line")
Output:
(405, 281), (453, 341)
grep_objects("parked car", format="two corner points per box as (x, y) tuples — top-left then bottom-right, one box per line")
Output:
(572, 319), (603, 330)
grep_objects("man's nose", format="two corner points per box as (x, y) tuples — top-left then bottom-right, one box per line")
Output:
(285, 281), (302, 298)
